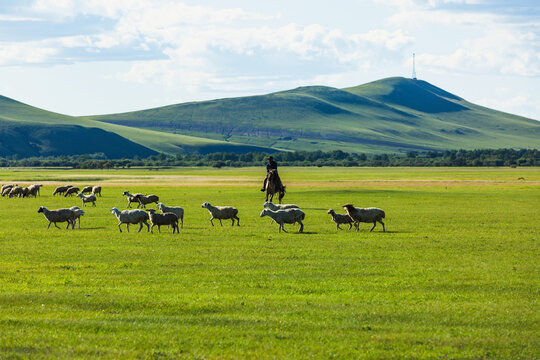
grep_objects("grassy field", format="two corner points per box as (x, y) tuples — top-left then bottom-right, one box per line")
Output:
(0, 167), (538, 359)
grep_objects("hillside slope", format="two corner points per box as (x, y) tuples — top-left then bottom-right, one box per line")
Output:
(0, 96), (275, 157)
(86, 77), (540, 153)
(0, 77), (538, 157)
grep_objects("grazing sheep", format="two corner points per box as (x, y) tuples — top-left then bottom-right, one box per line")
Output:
(37, 206), (76, 229)
(64, 186), (80, 197)
(76, 193), (97, 207)
(8, 186), (23, 198)
(1, 184), (14, 196)
(157, 202), (184, 228)
(80, 186), (93, 194)
(92, 186), (102, 197)
(53, 185), (72, 196)
(110, 207), (150, 233)
(27, 184), (42, 197)
(263, 201), (300, 210)
(260, 208), (305, 233)
(147, 208), (179, 234)
(327, 209), (356, 230)
(201, 202), (240, 226)
(342, 204), (385, 232)
(134, 194), (159, 208)
(122, 191), (143, 208)
(69, 206), (85, 229)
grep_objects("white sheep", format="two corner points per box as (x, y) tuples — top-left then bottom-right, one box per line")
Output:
(69, 206), (85, 229)
(1, 184), (14, 196)
(122, 191), (143, 208)
(263, 201), (300, 210)
(201, 202), (240, 226)
(147, 209), (179, 234)
(77, 193), (97, 207)
(342, 204), (386, 232)
(110, 207), (150, 233)
(27, 184), (42, 197)
(92, 186), (102, 197)
(327, 209), (356, 230)
(263, 201), (300, 224)
(260, 208), (305, 233)
(157, 202), (184, 228)
(37, 206), (76, 229)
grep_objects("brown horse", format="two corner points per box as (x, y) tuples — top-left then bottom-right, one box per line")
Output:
(265, 169), (285, 204)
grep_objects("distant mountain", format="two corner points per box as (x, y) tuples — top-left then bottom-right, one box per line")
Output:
(0, 77), (538, 157)
(85, 77), (540, 153)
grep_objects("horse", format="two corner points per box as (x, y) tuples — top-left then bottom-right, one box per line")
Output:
(265, 169), (285, 204)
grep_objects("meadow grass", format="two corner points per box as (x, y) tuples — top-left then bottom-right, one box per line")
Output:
(0, 167), (538, 359)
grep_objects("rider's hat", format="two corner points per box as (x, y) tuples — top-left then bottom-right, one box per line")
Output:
(268, 156), (274, 161)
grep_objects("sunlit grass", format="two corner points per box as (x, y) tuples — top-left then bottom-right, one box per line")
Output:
(0, 167), (538, 359)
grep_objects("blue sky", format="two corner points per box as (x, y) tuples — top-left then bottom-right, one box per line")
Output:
(0, 0), (538, 120)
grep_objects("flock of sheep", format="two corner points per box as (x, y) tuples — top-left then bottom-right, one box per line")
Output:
(3, 183), (386, 234)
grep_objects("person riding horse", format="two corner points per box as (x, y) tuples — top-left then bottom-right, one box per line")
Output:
(261, 156), (280, 191)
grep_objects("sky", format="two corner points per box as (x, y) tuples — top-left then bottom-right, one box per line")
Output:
(0, 0), (538, 120)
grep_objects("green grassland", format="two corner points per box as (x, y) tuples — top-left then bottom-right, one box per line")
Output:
(0, 167), (538, 359)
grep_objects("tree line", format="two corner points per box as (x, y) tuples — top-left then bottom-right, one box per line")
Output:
(0, 149), (537, 169)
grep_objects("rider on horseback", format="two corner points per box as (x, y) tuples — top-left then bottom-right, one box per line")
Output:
(261, 156), (278, 191)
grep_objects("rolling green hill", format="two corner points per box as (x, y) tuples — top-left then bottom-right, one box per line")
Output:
(0, 96), (275, 157)
(86, 77), (540, 153)
(0, 77), (538, 157)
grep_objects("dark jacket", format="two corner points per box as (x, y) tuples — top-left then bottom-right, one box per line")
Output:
(266, 160), (278, 173)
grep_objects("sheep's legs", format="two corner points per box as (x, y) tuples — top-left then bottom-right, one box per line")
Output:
(180, 219), (183, 228)
(157, 225), (161, 234)
(336, 224), (342, 230)
(219, 219), (223, 226)
(150, 224), (155, 233)
(370, 222), (376, 232)
(210, 217), (214, 226)
(347, 223), (352, 230)
(279, 224), (288, 233)
(379, 220), (385, 232)
(118, 222), (123, 232)
(47, 222), (52, 229)
(54, 222), (61, 229)
(298, 221), (304, 233)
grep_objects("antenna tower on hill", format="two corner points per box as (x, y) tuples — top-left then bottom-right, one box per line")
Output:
(412, 53), (417, 80)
